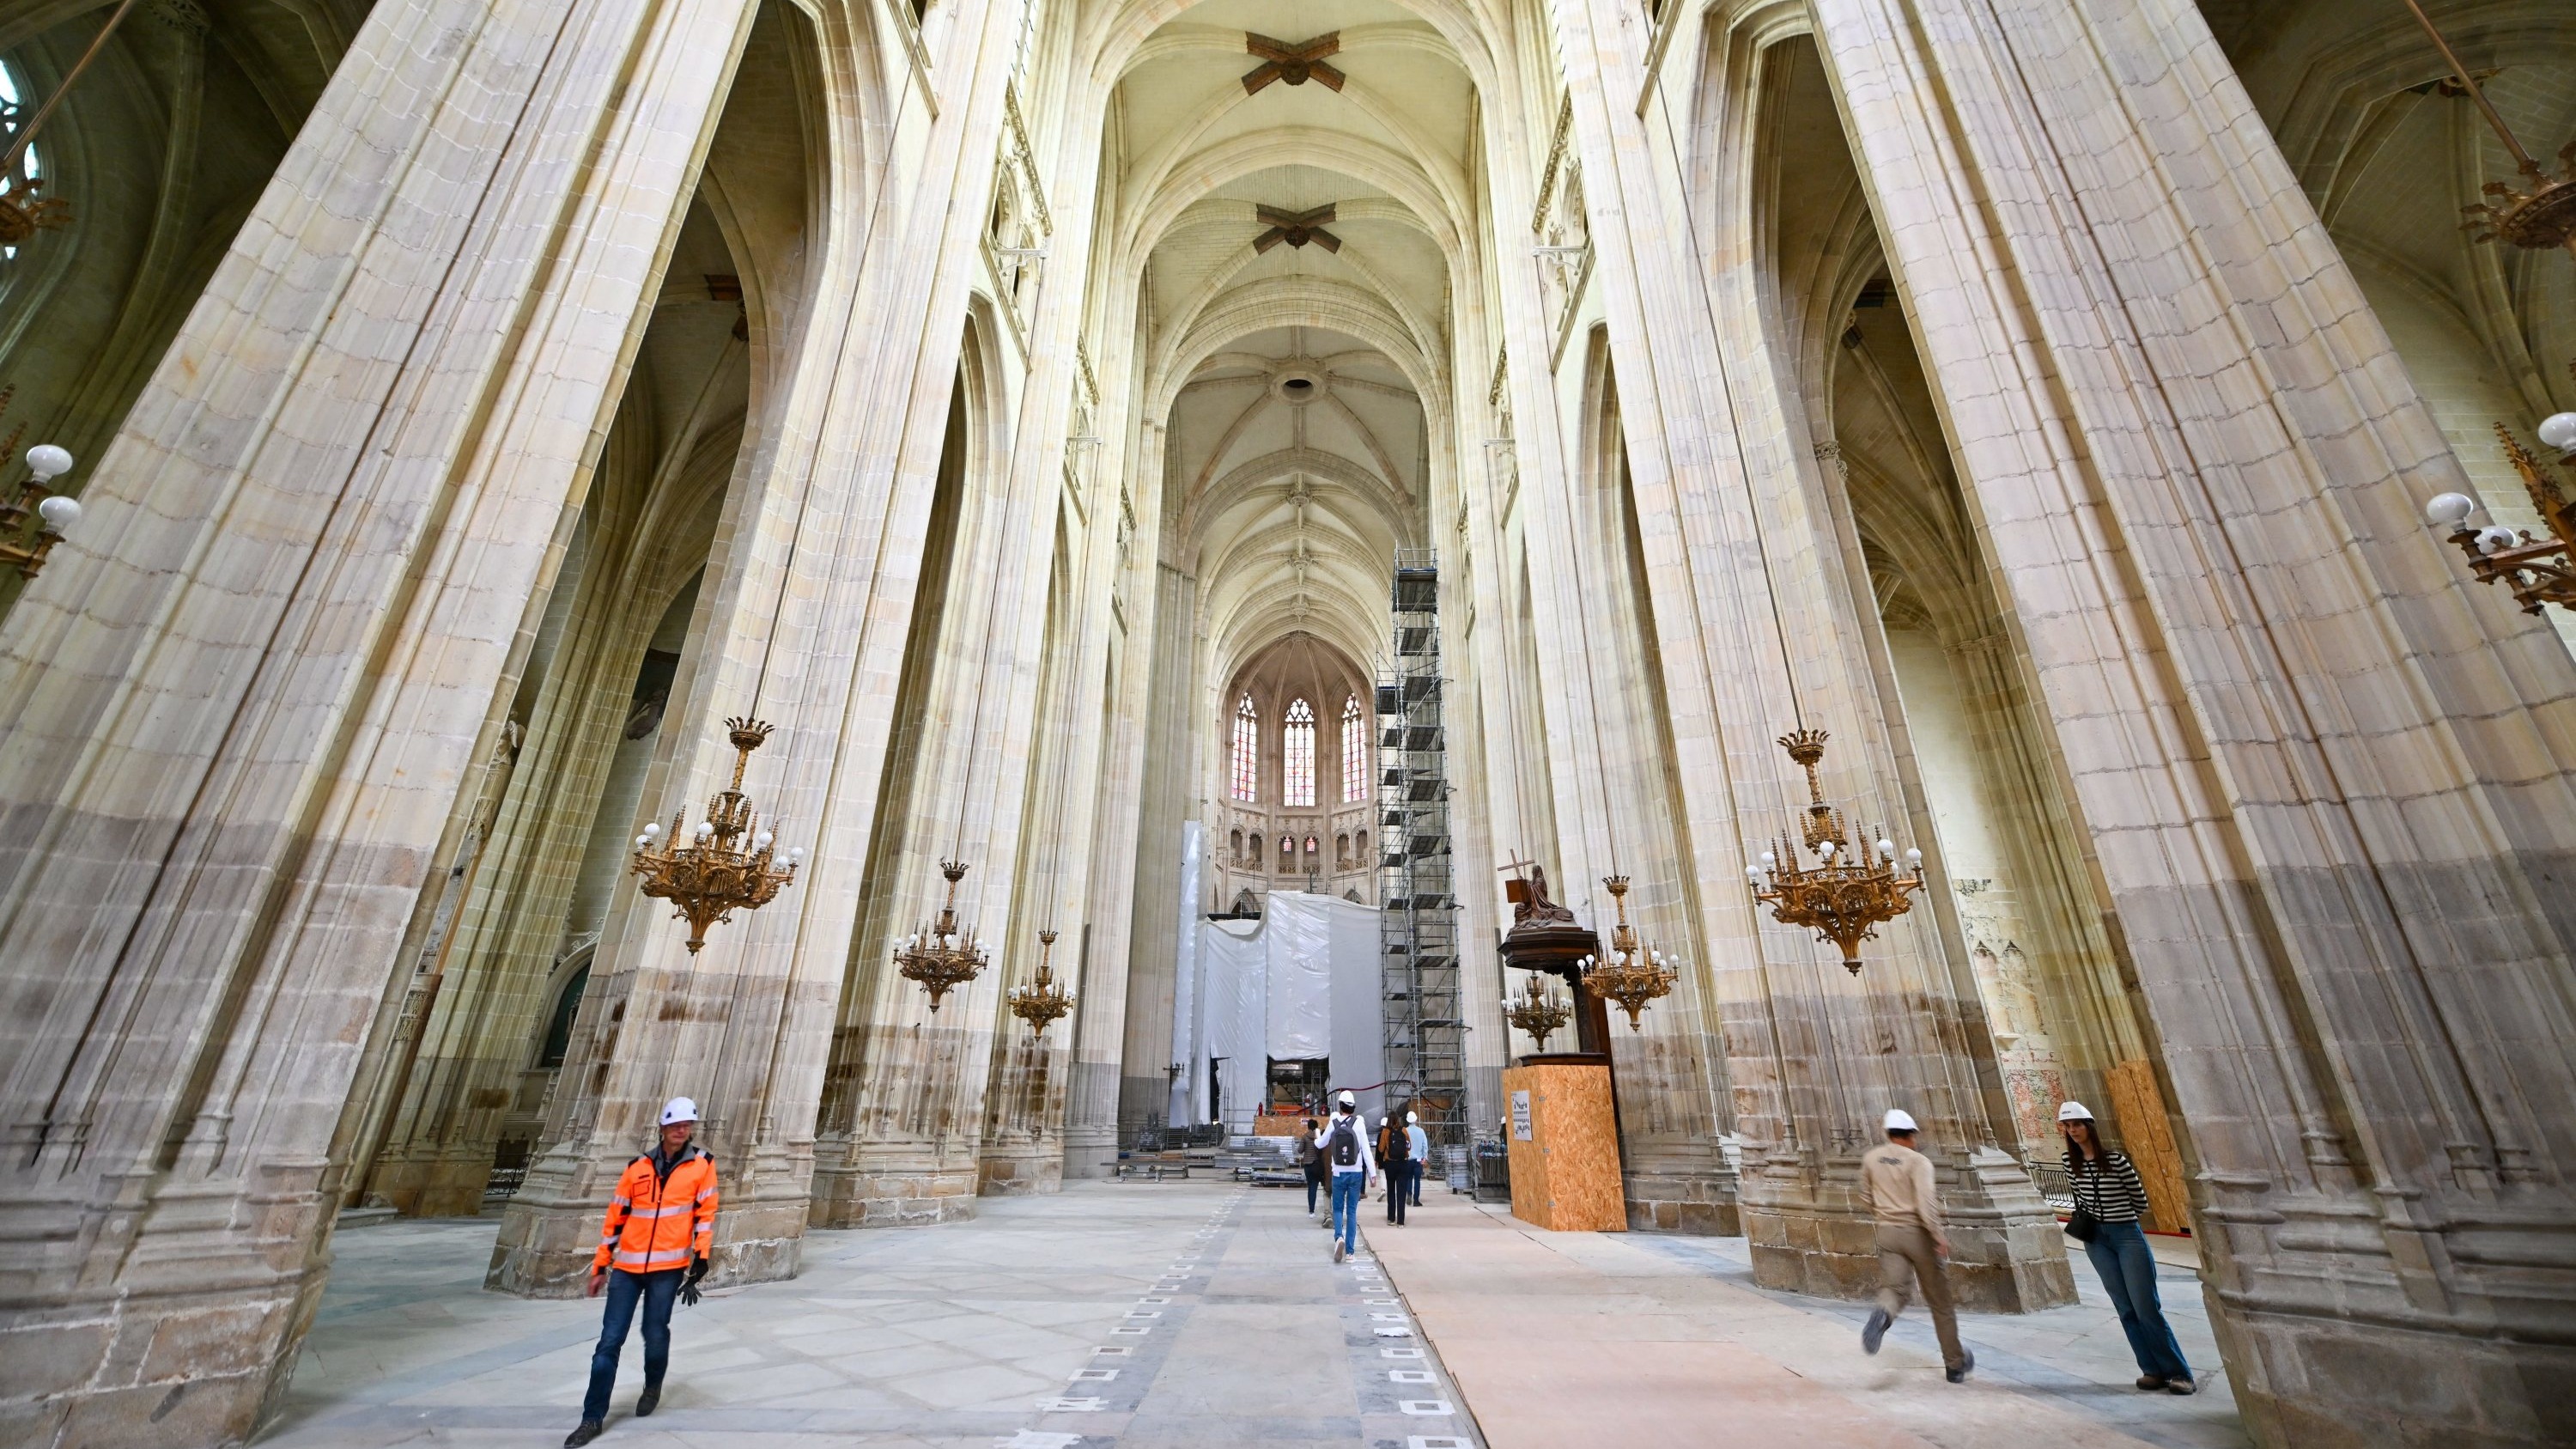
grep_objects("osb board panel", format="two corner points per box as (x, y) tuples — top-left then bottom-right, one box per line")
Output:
(2105, 1058), (2189, 1233)
(1503, 1063), (1625, 1233)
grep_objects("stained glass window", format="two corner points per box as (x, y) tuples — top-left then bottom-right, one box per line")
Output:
(1230, 694), (1258, 801)
(0, 62), (41, 266)
(1284, 697), (1316, 807)
(1341, 695), (1367, 801)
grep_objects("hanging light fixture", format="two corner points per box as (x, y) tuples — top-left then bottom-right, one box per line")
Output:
(894, 860), (988, 1012)
(1746, 728), (1924, 975)
(629, 716), (802, 953)
(2397, 0), (2576, 257)
(0, 418), (79, 578)
(1006, 927), (1076, 1034)
(1502, 971), (1572, 1051)
(1575, 874), (1676, 1030)
(2422, 399), (2576, 615)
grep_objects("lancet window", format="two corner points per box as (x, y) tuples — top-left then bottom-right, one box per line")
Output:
(1341, 695), (1367, 802)
(1230, 694), (1259, 801)
(1284, 697), (1316, 807)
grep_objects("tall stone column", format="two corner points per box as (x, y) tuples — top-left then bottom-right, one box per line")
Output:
(1544, 0), (2063, 1304)
(1809, 0), (2576, 1441)
(489, 0), (1040, 1289)
(0, 0), (758, 1435)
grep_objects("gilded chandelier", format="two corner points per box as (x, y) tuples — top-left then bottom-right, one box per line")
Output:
(1005, 928), (1076, 1035)
(1503, 971), (1572, 1051)
(2399, 0), (2576, 257)
(630, 717), (802, 953)
(895, 860), (988, 1013)
(2423, 399), (2576, 616)
(1746, 729), (1923, 975)
(1576, 874), (1676, 1030)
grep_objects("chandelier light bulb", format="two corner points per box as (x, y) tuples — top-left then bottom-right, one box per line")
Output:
(754, 831), (774, 849)
(1905, 848), (1923, 863)
(635, 835), (650, 849)
(1818, 840), (1834, 857)
(1878, 838), (1896, 860)
(789, 846), (805, 862)
(2424, 491), (2476, 527)
(35, 495), (78, 530)
(2537, 411), (2576, 454)
(2477, 525), (2518, 555)
(1759, 850), (1775, 866)
(642, 822), (662, 838)
(695, 820), (715, 841)
(1745, 866), (1764, 883)
(23, 443), (71, 481)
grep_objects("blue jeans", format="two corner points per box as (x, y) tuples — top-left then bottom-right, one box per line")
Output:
(582, 1267), (683, 1422)
(2085, 1221), (2191, 1381)
(1329, 1171), (1364, 1253)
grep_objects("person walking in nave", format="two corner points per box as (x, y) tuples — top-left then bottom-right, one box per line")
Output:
(1405, 1111), (1430, 1206)
(567, 1098), (718, 1446)
(1858, 1109), (1971, 1383)
(1381, 1114), (1411, 1226)
(1315, 1091), (1377, 1263)
(2059, 1102), (2196, 1395)
(1298, 1116), (1325, 1215)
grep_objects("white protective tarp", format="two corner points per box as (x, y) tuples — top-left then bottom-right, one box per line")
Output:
(1261, 892), (1335, 1062)
(1187, 891), (1384, 1129)
(1198, 917), (1265, 1133)
(1167, 821), (1203, 1126)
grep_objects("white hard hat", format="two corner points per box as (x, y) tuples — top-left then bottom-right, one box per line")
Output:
(1337, 1090), (1356, 1107)
(1380, 1116), (1392, 1128)
(660, 1097), (700, 1127)
(2057, 1101), (2093, 1123)
(1406, 1111), (1418, 1124)
(1883, 1108), (1917, 1133)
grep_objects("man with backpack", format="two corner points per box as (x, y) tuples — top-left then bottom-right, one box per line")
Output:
(1296, 1117), (1324, 1215)
(1312, 1090), (1376, 1262)
(1381, 1114), (1413, 1226)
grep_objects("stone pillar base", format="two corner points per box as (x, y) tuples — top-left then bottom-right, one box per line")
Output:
(1747, 1146), (2074, 1312)
(367, 1145), (498, 1218)
(1060, 1123), (1117, 1179)
(976, 1149), (1064, 1196)
(807, 1166), (980, 1228)
(2227, 1298), (2576, 1449)
(1622, 1138), (1741, 1234)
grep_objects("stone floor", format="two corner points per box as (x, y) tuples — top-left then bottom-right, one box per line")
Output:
(265, 1181), (1480, 1447)
(1371, 1198), (2248, 1449)
(268, 1182), (2244, 1449)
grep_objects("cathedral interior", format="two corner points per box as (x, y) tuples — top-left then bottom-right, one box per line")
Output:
(0, 0), (2572, 1446)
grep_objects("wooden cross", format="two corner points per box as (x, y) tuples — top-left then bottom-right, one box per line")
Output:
(1254, 204), (1340, 253)
(1243, 32), (1345, 93)
(1498, 852), (1538, 907)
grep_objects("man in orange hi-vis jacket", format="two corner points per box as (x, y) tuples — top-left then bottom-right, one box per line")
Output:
(566, 1097), (718, 1447)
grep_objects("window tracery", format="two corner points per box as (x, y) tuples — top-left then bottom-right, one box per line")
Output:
(1284, 697), (1316, 807)
(1340, 695), (1367, 802)
(1231, 694), (1258, 801)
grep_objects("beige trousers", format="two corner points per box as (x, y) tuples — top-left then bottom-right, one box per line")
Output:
(1874, 1224), (1965, 1370)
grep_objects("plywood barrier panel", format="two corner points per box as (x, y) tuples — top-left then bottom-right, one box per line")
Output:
(1502, 1063), (1625, 1232)
(2104, 1058), (2190, 1234)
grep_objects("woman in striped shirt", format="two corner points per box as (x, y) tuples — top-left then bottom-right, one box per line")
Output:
(2060, 1102), (2195, 1394)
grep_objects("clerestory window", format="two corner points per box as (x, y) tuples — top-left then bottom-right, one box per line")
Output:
(1230, 693), (1259, 801)
(1284, 697), (1316, 807)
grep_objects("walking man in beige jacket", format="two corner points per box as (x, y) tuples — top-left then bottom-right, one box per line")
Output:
(1858, 1108), (1972, 1382)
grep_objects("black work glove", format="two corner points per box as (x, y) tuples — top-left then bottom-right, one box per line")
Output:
(678, 1255), (708, 1307)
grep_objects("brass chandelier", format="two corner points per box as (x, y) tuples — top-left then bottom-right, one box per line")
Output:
(0, 0), (139, 247)
(1576, 874), (1675, 1030)
(1503, 971), (1571, 1051)
(1005, 928), (1075, 1034)
(1746, 729), (1924, 975)
(895, 860), (988, 1012)
(2399, 0), (2576, 257)
(2423, 400), (2575, 616)
(630, 716), (802, 953)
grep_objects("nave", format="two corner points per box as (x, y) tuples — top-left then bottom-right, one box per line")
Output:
(269, 1181), (2239, 1449)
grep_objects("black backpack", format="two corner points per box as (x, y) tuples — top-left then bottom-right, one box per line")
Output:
(1385, 1123), (1412, 1164)
(1329, 1117), (1360, 1167)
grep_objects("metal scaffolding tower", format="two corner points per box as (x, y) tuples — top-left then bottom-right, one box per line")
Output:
(1377, 550), (1465, 1182)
